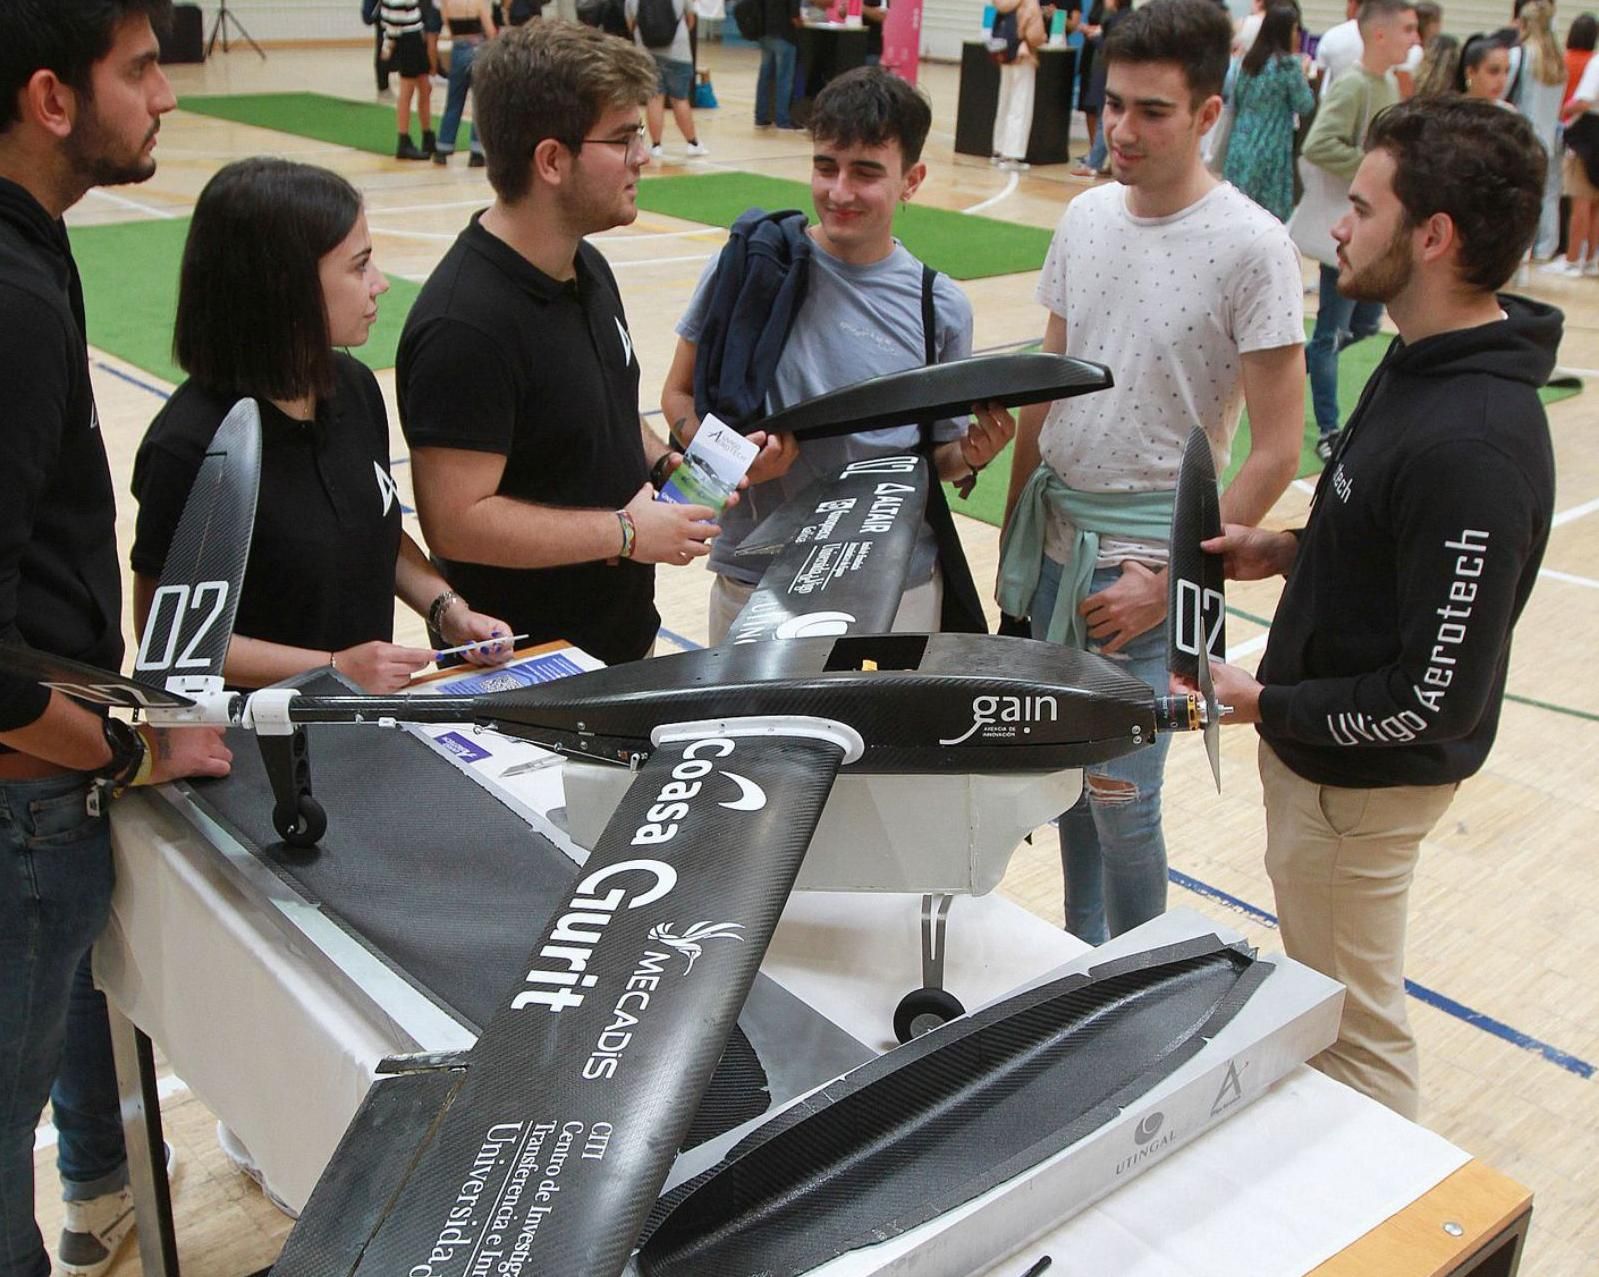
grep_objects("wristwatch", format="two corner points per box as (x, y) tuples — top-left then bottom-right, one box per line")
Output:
(98, 716), (146, 788)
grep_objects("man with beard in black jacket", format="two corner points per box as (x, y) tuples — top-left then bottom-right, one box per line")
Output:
(1, 5), (232, 1275)
(1186, 96), (1558, 1120)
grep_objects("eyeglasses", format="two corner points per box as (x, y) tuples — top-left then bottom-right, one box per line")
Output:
(578, 124), (649, 157)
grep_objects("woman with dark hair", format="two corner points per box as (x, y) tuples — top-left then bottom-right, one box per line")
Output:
(131, 158), (512, 692)
(1223, 2), (1315, 220)
(1457, 32), (1515, 102)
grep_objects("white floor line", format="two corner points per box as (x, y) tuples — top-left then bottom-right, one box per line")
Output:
(1553, 495), (1599, 527)
(34, 1076), (191, 1153)
(962, 172), (1019, 216)
(603, 250), (716, 269)
(363, 195), (490, 217)
(592, 227), (730, 243)
(1225, 632), (1271, 662)
(1540, 566), (1599, 589)
(1551, 364), (1599, 378)
(1292, 478), (1318, 496)
(84, 187), (180, 220)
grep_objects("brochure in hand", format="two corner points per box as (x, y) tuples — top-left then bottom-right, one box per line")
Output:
(658, 413), (759, 516)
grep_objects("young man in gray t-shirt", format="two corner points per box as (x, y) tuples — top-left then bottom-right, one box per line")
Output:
(661, 67), (1014, 643)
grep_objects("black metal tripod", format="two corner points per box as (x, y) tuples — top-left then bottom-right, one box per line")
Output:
(207, 0), (267, 59)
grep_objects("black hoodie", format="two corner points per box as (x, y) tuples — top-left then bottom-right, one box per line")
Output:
(1256, 294), (1559, 789)
(0, 177), (123, 739)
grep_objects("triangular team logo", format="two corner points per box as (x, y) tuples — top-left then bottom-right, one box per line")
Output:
(1210, 1060), (1243, 1117)
(615, 316), (634, 367)
(374, 461), (398, 516)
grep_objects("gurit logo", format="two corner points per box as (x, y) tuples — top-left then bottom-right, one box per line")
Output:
(1134, 1111), (1164, 1145)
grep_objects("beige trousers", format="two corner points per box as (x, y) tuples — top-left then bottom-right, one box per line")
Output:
(1259, 739), (1457, 1120)
(707, 572), (944, 646)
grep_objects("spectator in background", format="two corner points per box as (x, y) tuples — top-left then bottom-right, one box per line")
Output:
(991, 0), (1048, 170)
(1314, 0), (1364, 88)
(1395, 0), (1440, 95)
(1234, 0), (1266, 55)
(1296, 0), (1418, 461)
(381, 0), (435, 158)
(1072, 0), (1127, 175)
(626, 0), (708, 159)
(1559, 16), (1599, 273)
(1513, 3), (1566, 258)
(1411, 31), (1460, 95)
(1565, 11), (1596, 95)
(363, 0), (392, 93)
(1458, 31), (1514, 101)
(1225, 4), (1316, 221)
(1076, 0), (1108, 158)
(434, 0), (496, 166)
(505, 0), (542, 22)
(754, 0), (802, 130)
(863, 0), (886, 65)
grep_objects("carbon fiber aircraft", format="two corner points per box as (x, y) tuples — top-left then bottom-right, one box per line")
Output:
(0, 352), (1229, 1277)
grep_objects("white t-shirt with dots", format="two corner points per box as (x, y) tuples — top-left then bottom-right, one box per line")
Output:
(1034, 179), (1304, 567)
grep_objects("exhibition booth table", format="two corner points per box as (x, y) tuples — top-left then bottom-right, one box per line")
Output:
(94, 652), (1531, 1275)
(953, 41), (1079, 166)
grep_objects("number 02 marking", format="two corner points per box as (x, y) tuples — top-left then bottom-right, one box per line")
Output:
(1173, 578), (1224, 659)
(134, 580), (229, 672)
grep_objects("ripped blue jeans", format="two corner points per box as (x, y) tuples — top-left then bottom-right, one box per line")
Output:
(1031, 558), (1172, 945)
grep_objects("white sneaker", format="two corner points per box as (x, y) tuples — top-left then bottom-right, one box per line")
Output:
(56, 1143), (177, 1276)
(1584, 257), (1599, 277)
(998, 157), (1031, 172)
(56, 1187), (135, 1276)
(685, 140), (710, 157)
(648, 142), (664, 161)
(1537, 258), (1581, 276)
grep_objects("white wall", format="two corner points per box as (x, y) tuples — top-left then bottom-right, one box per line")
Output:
(185, 1), (369, 43)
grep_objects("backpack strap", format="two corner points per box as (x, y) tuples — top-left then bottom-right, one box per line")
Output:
(917, 263), (988, 635)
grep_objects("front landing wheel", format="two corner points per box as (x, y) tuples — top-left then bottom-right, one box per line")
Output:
(273, 793), (326, 848)
(893, 987), (965, 1043)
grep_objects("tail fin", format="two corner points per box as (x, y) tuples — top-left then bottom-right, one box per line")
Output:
(130, 399), (261, 691)
(1167, 427), (1225, 789)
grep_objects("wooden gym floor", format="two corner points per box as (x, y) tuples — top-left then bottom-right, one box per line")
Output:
(28, 39), (1598, 1276)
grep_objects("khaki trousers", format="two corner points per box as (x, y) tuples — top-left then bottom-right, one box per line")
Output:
(707, 572), (944, 646)
(1259, 740), (1457, 1120)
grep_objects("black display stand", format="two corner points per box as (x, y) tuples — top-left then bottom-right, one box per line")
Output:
(792, 25), (871, 127)
(158, 4), (206, 63)
(953, 41), (1078, 166)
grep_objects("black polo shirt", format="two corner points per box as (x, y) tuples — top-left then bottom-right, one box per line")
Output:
(397, 216), (655, 665)
(131, 354), (403, 654)
(0, 178), (122, 739)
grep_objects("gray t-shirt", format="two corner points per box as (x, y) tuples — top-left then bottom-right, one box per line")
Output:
(677, 236), (975, 585)
(625, 0), (692, 63)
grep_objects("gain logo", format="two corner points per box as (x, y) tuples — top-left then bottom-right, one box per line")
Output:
(939, 693), (1058, 746)
(773, 611), (857, 640)
(1133, 1111), (1165, 1145)
(647, 921), (745, 974)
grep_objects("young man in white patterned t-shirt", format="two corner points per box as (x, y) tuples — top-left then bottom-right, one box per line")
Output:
(997, 0), (1304, 944)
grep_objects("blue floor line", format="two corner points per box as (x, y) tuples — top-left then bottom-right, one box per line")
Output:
(93, 359), (170, 400)
(658, 625), (701, 652)
(1169, 868), (1594, 1080)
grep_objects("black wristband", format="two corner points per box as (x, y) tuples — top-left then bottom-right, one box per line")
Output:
(649, 452), (674, 491)
(98, 716), (145, 786)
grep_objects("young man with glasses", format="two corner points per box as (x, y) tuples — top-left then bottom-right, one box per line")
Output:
(398, 20), (750, 664)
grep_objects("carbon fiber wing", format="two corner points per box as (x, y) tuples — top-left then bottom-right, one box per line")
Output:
(130, 398), (261, 687)
(1167, 427), (1225, 787)
(751, 351), (1112, 444)
(272, 729), (847, 1277)
(725, 454), (929, 644)
(0, 646), (196, 710)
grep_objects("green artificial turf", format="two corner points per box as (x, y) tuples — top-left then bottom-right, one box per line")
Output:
(178, 91), (403, 157)
(634, 171), (1055, 280)
(177, 92), (1052, 279)
(69, 216), (420, 387)
(945, 332), (1582, 528)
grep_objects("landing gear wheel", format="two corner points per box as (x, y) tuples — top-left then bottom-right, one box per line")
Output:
(893, 987), (965, 1043)
(273, 793), (326, 848)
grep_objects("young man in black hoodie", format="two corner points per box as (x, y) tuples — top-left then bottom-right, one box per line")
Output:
(0, 5), (233, 1275)
(1191, 97), (1559, 1119)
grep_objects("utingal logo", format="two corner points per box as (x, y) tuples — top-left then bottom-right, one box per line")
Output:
(939, 693), (1058, 746)
(648, 921), (745, 974)
(1133, 1111), (1164, 1145)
